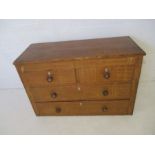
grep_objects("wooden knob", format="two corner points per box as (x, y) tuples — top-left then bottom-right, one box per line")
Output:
(103, 68), (110, 79)
(102, 90), (109, 96)
(47, 71), (53, 82)
(55, 107), (61, 113)
(102, 106), (108, 112)
(51, 92), (57, 98)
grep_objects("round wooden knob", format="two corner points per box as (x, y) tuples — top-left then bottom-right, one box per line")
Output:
(102, 90), (109, 96)
(55, 107), (61, 113)
(103, 68), (110, 79)
(102, 106), (108, 112)
(104, 72), (110, 79)
(47, 76), (53, 82)
(47, 71), (53, 82)
(51, 92), (57, 98)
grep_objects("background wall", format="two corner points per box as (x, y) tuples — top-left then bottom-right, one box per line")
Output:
(0, 19), (155, 89)
(0, 20), (155, 134)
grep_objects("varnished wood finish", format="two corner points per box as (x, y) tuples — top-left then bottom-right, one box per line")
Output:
(21, 66), (76, 87)
(78, 64), (135, 83)
(29, 83), (131, 102)
(36, 100), (130, 116)
(128, 56), (143, 114)
(13, 36), (146, 116)
(29, 85), (81, 102)
(80, 83), (131, 100)
(14, 36), (145, 64)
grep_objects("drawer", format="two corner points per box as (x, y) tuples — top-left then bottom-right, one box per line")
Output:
(19, 62), (76, 87)
(78, 65), (135, 84)
(29, 85), (80, 102)
(36, 100), (130, 115)
(29, 83), (131, 102)
(80, 83), (131, 100)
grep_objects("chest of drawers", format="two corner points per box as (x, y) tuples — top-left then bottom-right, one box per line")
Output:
(13, 36), (146, 116)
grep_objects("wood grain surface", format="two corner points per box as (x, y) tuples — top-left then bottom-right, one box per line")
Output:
(14, 36), (146, 115)
(14, 36), (145, 64)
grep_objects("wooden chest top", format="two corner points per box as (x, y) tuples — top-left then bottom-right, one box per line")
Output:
(14, 36), (145, 64)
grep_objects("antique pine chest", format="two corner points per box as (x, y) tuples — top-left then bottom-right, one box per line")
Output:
(13, 36), (146, 116)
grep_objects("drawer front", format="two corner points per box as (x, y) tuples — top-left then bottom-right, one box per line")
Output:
(29, 83), (131, 102)
(78, 65), (134, 84)
(36, 100), (129, 115)
(29, 85), (80, 102)
(80, 83), (131, 100)
(19, 62), (76, 87)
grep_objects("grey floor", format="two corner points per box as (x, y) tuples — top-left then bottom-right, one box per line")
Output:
(0, 81), (155, 135)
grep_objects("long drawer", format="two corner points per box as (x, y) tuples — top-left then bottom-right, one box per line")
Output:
(35, 100), (130, 115)
(29, 83), (131, 102)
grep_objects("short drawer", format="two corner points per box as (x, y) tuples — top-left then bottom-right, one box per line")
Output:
(29, 85), (80, 102)
(36, 100), (130, 115)
(78, 65), (135, 84)
(19, 62), (76, 87)
(80, 83), (131, 100)
(75, 57), (136, 84)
